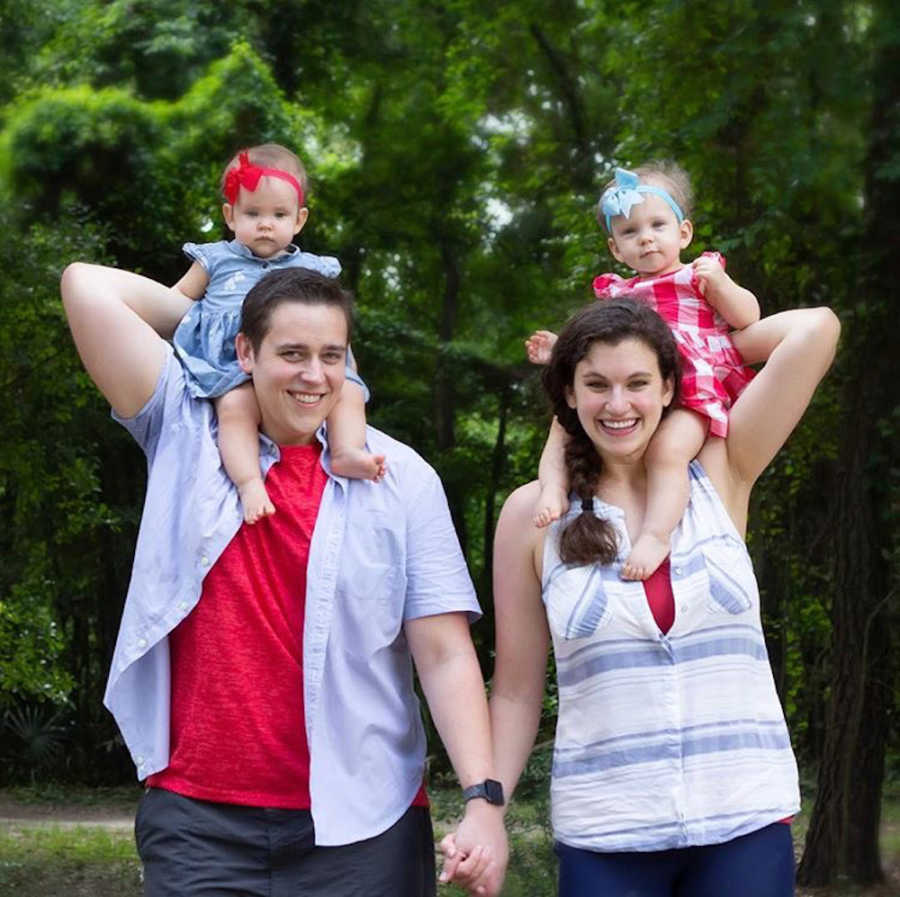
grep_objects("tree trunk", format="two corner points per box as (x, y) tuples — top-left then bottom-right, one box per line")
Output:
(796, 393), (891, 885)
(481, 384), (510, 597)
(433, 236), (467, 549)
(797, 3), (898, 881)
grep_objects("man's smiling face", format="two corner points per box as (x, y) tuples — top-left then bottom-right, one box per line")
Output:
(236, 301), (348, 446)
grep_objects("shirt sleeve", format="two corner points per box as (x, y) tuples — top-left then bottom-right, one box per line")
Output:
(402, 465), (481, 622)
(295, 252), (342, 278)
(111, 346), (185, 464)
(593, 272), (623, 298)
(182, 241), (216, 272)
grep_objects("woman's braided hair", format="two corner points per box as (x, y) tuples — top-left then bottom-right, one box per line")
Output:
(542, 299), (681, 566)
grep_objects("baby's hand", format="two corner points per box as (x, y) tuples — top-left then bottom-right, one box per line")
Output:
(692, 256), (727, 298)
(525, 330), (558, 365)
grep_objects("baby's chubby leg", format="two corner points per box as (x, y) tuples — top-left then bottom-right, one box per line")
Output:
(215, 383), (274, 524)
(327, 380), (386, 481)
(533, 417), (570, 527)
(622, 409), (707, 581)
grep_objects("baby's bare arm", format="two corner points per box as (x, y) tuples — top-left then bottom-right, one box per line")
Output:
(693, 256), (759, 330)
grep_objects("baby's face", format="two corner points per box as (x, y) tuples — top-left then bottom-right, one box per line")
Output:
(223, 176), (307, 259)
(607, 192), (691, 278)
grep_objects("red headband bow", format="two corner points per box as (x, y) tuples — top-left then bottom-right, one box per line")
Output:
(223, 152), (305, 207)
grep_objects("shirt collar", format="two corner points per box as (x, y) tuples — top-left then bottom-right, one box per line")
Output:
(227, 239), (300, 261)
(260, 425), (346, 483)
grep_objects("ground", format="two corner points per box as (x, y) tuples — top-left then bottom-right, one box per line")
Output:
(1, 787), (899, 896)
(0, 788), (137, 829)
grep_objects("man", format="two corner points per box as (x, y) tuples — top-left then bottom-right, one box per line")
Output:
(61, 263), (507, 896)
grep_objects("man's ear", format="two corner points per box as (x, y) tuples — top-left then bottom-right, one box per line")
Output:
(222, 203), (236, 232)
(235, 332), (254, 374)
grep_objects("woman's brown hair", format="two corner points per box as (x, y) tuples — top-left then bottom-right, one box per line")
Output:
(542, 300), (681, 566)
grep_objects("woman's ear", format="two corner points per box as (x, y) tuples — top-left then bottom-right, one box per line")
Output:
(565, 384), (577, 409)
(662, 375), (675, 408)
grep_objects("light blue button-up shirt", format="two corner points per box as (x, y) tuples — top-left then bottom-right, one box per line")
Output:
(105, 347), (480, 845)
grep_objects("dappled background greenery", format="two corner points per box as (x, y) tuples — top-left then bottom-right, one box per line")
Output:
(0, 0), (897, 886)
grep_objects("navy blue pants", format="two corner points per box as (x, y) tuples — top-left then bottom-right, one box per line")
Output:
(135, 787), (436, 897)
(556, 822), (794, 897)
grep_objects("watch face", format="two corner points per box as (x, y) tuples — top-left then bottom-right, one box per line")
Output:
(464, 779), (505, 805)
(485, 779), (504, 805)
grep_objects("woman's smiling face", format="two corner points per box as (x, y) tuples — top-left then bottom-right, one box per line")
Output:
(565, 337), (674, 460)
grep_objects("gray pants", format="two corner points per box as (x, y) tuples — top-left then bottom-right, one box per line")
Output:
(135, 787), (437, 897)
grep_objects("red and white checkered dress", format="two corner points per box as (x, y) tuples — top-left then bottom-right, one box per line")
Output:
(592, 252), (754, 438)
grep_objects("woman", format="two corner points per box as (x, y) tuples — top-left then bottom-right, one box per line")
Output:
(488, 299), (839, 896)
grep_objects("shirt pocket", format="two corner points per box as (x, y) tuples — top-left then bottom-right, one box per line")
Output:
(543, 562), (619, 640)
(338, 561), (406, 657)
(698, 535), (758, 615)
(338, 513), (408, 657)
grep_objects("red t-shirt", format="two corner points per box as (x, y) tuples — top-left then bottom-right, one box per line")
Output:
(149, 443), (327, 808)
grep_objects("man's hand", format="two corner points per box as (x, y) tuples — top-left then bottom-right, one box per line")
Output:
(439, 802), (508, 897)
(525, 330), (558, 365)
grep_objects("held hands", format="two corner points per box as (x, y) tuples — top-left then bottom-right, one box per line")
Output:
(439, 802), (508, 896)
(525, 330), (558, 365)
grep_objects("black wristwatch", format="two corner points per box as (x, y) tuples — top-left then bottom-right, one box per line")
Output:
(462, 779), (505, 806)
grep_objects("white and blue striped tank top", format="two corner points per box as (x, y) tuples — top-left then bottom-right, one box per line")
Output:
(542, 460), (800, 852)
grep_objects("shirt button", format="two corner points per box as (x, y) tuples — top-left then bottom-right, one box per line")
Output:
(178, 601), (189, 612)
(136, 755), (144, 766)
(200, 556), (209, 566)
(137, 638), (147, 649)
(680, 604), (689, 614)
(674, 566), (682, 575)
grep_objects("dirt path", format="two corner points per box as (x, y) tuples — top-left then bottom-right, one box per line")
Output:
(0, 791), (137, 831)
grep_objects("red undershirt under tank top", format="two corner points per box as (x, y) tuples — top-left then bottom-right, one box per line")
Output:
(643, 558), (675, 634)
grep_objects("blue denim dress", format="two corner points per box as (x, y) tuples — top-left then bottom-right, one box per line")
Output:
(172, 240), (364, 399)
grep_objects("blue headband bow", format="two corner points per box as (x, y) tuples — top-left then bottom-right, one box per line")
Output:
(600, 168), (684, 232)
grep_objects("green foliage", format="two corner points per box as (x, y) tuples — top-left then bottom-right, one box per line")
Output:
(0, 18), (894, 886)
(0, 825), (142, 896)
(1, 704), (68, 782)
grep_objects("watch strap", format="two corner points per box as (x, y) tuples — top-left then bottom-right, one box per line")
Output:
(462, 778), (504, 806)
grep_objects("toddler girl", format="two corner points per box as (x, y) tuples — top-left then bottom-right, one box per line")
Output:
(168, 144), (384, 523)
(526, 162), (759, 579)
